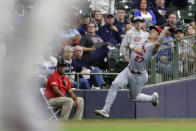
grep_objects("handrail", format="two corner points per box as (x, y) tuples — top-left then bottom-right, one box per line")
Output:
(151, 34), (196, 83)
(64, 72), (119, 89)
(64, 72), (119, 75)
(160, 34), (196, 44)
(39, 34), (196, 89)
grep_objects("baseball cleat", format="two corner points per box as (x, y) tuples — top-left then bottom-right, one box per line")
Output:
(94, 109), (109, 118)
(152, 92), (159, 106)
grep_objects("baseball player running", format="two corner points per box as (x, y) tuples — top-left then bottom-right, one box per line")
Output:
(95, 25), (168, 118)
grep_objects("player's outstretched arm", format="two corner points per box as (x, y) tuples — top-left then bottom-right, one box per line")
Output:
(154, 27), (170, 51)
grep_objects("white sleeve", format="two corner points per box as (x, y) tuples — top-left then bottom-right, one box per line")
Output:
(120, 31), (131, 57)
(146, 43), (156, 56)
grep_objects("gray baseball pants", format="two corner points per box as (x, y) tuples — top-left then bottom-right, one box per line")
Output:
(103, 67), (153, 113)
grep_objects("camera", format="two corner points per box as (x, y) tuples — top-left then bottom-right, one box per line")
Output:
(168, 24), (177, 34)
(163, 23), (177, 34)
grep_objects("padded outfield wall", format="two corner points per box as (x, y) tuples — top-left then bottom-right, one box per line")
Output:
(69, 77), (196, 118)
(136, 77), (196, 118)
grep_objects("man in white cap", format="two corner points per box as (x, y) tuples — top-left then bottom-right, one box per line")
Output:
(120, 16), (149, 62)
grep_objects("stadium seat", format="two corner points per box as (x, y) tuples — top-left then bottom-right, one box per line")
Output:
(107, 47), (126, 72)
(40, 88), (61, 120)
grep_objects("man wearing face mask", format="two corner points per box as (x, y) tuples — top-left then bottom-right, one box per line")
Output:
(45, 57), (84, 120)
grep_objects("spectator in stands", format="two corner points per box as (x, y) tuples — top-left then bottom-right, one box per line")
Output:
(133, 0), (170, 9)
(185, 23), (196, 73)
(156, 25), (174, 81)
(125, 23), (132, 32)
(61, 23), (81, 40)
(151, 0), (170, 26)
(141, 22), (149, 36)
(37, 46), (57, 86)
(185, 24), (196, 47)
(98, 13), (121, 46)
(174, 28), (195, 76)
(45, 57), (84, 120)
(80, 23), (109, 66)
(134, 0), (157, 25)
(114, 7), (129, 41)
(186, 24), (196, 36)
(92, 10), (105, 31)
(73, 46), (106, 89)
(185, 23), (196, 36)
(167, 12), (182, 28)
(69, 17), (82, 46)
(58, 22), (82, 54)
(78, 14), (90, 36)
(63, 46), (76, 87)
(128, 12), (134, 23)
(71, 33), (82, 47)
(90, 10), (96, 19)
(120, 16), (148, 62)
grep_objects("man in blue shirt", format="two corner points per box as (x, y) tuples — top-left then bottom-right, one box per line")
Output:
(73, 46), (106, 89)
(98, 13), (121, 46)
(78, 14), (90, 36)
(151, 0), (170, 26)
(114, 7), (129, 42)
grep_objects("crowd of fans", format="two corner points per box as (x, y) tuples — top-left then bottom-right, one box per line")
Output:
(36, 0), (196, 89)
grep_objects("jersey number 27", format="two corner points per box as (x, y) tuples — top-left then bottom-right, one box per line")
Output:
(135, 55), (144, 63)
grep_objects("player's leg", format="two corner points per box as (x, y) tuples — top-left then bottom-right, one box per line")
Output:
(128, 72), (159, 106)
(95, 67), (129, 117)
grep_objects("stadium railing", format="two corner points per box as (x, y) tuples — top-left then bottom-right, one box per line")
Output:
(64, 34), (196, 88)
(37, 34), (196, 89)
(147, 34), (196, 85)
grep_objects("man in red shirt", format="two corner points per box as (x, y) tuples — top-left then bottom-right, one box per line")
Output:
(45, 57), (84, 120)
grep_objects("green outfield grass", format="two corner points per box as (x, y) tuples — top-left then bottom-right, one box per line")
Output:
(59, 119), (196, 131)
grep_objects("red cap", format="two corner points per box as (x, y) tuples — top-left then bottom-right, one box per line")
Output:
(150, 26), (162, 34)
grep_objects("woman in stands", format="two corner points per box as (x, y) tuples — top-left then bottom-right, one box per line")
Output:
(92, 10), (105, 31)
(134, 0), (157, 26)
(185, 23), (196, 48)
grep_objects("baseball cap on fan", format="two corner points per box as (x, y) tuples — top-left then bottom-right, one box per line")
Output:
(81, 13), (90, 18)
(174, 27), (185, 34)
(149, 25), (162, 35)
(57, 57), (67, 67)
(106, 13), (114, 18)
(133, 16), (144, 23)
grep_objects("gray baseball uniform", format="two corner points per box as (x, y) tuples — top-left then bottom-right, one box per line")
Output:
(103, 41), (156, 113)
